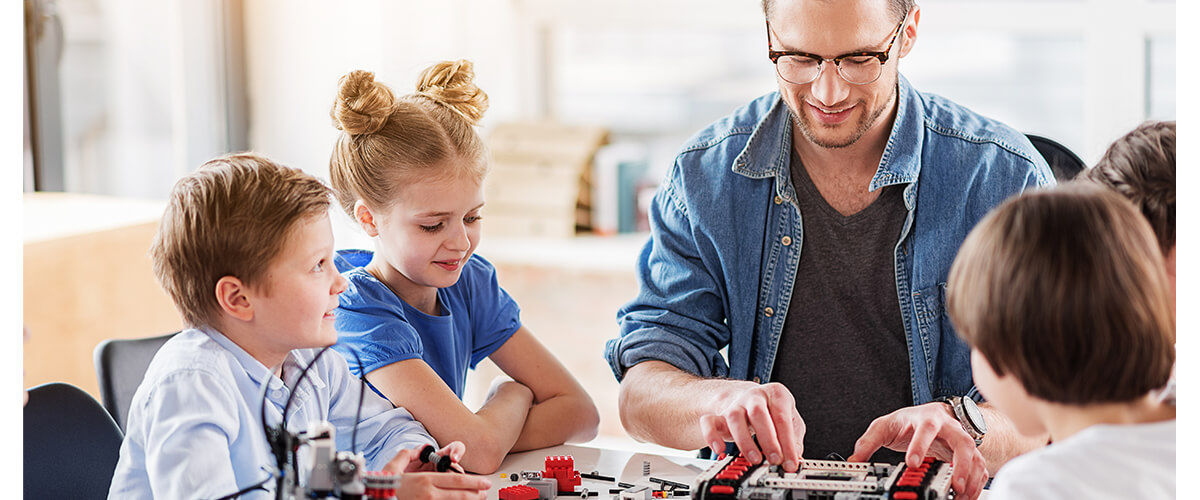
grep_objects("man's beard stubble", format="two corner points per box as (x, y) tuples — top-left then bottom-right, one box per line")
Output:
(791, 80), (898, 150)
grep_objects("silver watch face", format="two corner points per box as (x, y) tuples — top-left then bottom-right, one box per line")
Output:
(962, 397), (987, 434)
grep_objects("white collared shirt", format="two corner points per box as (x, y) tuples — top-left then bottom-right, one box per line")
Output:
(108, 327), (436, 499)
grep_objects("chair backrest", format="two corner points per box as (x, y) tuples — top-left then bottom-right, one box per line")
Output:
(24, 382), (124, 500)
(1026, 134), (1086, 182)
(94, 332), (177, 431)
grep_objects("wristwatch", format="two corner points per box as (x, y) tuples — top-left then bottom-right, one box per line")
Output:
(935, 396), (987, 447)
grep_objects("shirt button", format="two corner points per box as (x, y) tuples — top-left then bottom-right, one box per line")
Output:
(753, 376), (761, 383)
(764, 307), (774, 317)
(781, 236), (792, 246)
(773, 195), (783, 205)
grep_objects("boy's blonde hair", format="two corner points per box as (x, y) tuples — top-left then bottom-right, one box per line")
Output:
(150, 153), (332, 327)
(328, 60), (489, 219)
(947, 184), (1174, 405)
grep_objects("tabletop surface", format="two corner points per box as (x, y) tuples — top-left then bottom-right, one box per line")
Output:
(488, 444), (712, 500)
(486, 444), (988, 499)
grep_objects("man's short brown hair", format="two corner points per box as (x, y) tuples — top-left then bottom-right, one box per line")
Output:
(761, 0), (915, 23)
(947, 185), (1174, 405)
(1077, 120), (1175, 255)
(150, 153), (332, 327)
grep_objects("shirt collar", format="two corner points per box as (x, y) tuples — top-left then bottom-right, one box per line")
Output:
(733, 73), (925, 205)
(201, 326), (279, 389)
(200, 325), (323, 391)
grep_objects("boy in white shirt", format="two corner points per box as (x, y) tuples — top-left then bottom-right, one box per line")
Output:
(945, 184), (1175, 499)
(108, 153), (491, 499)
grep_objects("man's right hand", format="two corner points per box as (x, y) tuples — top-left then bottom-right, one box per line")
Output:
(698, 382), (805, 472)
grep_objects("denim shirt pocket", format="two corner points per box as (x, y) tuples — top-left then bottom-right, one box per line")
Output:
(916, 282), (975, 399)
(911, 283), (941, 390)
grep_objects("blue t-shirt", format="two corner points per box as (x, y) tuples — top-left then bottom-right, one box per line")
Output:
(332, 249), (522, 399)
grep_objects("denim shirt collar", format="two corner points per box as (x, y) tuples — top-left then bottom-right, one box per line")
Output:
(732, 74), (925, 209)
(200, 325), (326, 392)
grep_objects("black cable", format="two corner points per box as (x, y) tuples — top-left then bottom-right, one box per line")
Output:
(254, 363), (287, 500)
(279, 346), (331, 497)
(281, 346), (331, 424)
(212, 470), (274, 500)
(342, 348), (367, 456)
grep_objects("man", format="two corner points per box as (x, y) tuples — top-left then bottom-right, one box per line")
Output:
(604, 1), (1053, 498)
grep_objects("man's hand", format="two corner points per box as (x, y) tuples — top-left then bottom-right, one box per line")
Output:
(849, 403), (988, 500)
(697, 382), (805, 472)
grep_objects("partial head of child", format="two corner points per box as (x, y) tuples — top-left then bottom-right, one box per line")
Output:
(946, 184), (1174, 440)
(328, 61), (489, 310)
(1077, 120), (1175, 296)
(150, 152), (347, 366)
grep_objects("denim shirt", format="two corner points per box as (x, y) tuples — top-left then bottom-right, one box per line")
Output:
(605, 74), (1053, 406)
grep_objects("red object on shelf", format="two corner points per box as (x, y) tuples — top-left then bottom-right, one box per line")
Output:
(499, 485), (540, 500)
(543, 455), (582, 493)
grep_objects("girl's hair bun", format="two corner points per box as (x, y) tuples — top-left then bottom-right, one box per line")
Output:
(415, 60), (489, 126)
(332, 70), (396, 135)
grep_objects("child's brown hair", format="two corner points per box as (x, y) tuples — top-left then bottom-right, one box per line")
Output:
(150, 152), (332, 327)
(1077, 120), (1175, 255)
(328, 60), (489, 220)
(947, 184), (1174, 404)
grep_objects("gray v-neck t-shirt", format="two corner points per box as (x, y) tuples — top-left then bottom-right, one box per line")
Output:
(769, 149), (912, 462)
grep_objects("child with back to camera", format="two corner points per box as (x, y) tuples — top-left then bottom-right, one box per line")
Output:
(945, 184), (1175, 499)
(327, 61), (600, 474)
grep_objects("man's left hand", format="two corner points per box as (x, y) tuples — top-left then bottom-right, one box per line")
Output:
(848, 403), (988, 500)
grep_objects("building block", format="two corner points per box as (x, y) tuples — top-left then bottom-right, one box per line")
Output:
(543, 455), (581, 493)
(526, 478), (559, 500)
(499, 485), (540, 500)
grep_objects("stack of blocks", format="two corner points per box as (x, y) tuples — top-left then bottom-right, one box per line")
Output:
(543, 455), (581, 493)
(499, 485), (540, 500)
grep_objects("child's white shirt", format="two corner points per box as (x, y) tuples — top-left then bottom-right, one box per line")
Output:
(989, 419), (1175, 499)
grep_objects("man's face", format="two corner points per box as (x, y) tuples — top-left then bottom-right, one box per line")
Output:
(769, 0), (914, 149)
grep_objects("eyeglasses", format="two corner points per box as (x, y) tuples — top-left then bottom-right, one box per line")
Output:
(767, 12), (908, 86)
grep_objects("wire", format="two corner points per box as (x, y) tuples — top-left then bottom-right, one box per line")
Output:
(254, 363), (287, 500)
(281, 346), (330, 425)
(279, 346), (332, 497)
(212, 467), (276, 500)
(342, 348), (367, 456)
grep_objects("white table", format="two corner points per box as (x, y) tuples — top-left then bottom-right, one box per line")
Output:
(488, 444), (712, 500)
(486, 444), (988, 499)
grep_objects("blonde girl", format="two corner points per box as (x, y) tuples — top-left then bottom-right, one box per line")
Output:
(328, 61), (599, 474)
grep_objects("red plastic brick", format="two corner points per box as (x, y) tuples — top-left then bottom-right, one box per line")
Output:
(543, 455), (581, 493)
(499, 485), (539, 500)
(893, 492), (918, 500)
(709, 485), (735, 495)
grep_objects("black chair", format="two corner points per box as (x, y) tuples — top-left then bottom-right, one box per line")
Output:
(94, 332), (177, 431)
(1026, 134), (1086, 182)
(24, 382), (124, 500)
